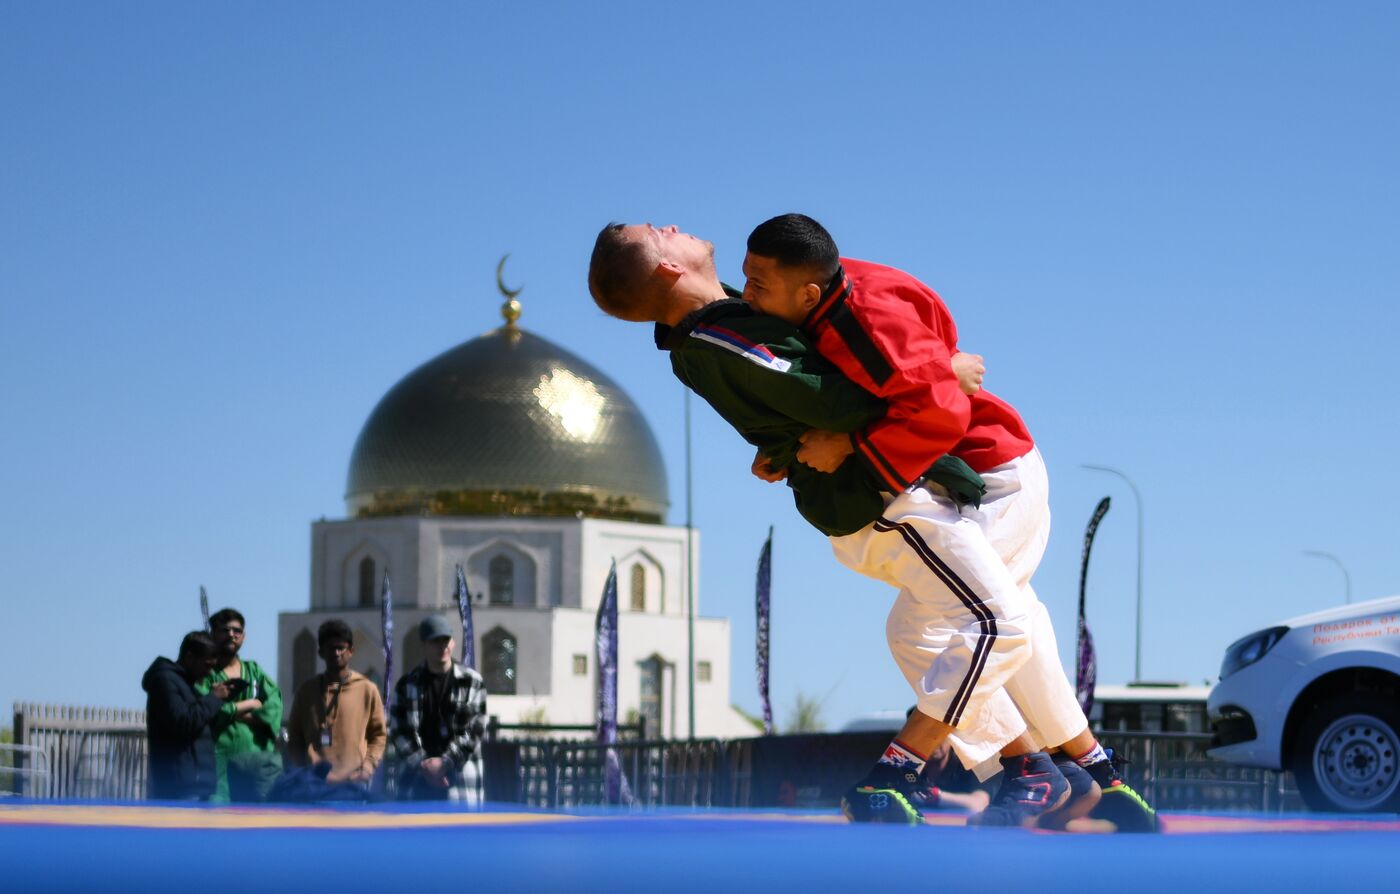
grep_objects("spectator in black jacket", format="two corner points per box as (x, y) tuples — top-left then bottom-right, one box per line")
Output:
(142, 631), (248, 800)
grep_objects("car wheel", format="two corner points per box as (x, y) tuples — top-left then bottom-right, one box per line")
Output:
(1291, 693), (1400, 813)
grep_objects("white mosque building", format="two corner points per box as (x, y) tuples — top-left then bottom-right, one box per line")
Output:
(276, 285), (757, 739)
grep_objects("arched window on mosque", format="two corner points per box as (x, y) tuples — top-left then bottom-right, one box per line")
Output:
(482, 627), (518, 695)
(358, 556), (376, 608)
(489, 555), (514, 606)
(630, 563), (646, 612)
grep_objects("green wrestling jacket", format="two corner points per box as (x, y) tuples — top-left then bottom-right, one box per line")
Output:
(654, 292), (984, 537)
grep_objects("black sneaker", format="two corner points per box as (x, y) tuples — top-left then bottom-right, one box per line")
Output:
(1038, 754), (1103, 830)
(840, 761), (925, 825)
(967, 752), (1071, 828)
(1083, 751), (1159, 833)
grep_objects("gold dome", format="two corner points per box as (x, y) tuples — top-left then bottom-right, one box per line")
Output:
(345, 323), (668, 522)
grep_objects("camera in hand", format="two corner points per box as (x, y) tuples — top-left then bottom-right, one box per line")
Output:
(224, 678), (250, 697)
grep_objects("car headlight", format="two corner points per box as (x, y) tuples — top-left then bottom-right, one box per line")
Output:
(1219, 626), (1289, 680)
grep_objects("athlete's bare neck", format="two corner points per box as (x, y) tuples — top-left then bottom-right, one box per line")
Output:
(660, 274), (729, 326)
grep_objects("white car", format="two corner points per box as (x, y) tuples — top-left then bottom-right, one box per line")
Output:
(1208, 594), (1400, 812)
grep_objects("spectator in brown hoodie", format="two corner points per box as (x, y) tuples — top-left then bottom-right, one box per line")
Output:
(286, 619), (386, 784)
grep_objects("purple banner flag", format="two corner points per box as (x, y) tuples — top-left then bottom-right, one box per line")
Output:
(380, 569), (395, 712)
(595, 562), (619, 745)
(755, 527), (774, 735)
(199, 585), (210, 632)
(594, 562), (631, 805)
(1077, 497), (1111, 718)
(454, 564), (476, 670)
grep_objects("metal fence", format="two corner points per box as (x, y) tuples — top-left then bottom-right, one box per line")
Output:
(485, 720), (647, 742)
(0, 743), (51, 797)
(550, 739), (742, 809)
(10, 703), (148, 800)
(486, 731), (1300, 813)
(1098, 730), (1302, 813)
(10, 701), (1300, 813)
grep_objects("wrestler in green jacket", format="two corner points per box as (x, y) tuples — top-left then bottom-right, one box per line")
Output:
(654, 291), (983, 538)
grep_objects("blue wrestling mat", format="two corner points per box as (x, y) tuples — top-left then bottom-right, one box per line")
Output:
(3, 801), (1398, 893)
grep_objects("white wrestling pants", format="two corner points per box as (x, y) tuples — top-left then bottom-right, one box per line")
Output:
(830, 448), (1088, 773)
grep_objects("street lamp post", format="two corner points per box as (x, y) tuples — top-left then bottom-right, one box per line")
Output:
(1082, 464), (1145, 683)
(1303, 550), (1352, 605)
(685, 388), (696, 739)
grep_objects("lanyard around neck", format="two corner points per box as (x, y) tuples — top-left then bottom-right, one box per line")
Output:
(319, 673), (346, 729)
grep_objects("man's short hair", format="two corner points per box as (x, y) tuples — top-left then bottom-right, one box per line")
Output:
(318, 619), (354, 647)
(209, 608), (244, 629)
(178, 631), (218, 660)
(588, 222), (661, 320)
(746, 213), (841, 282)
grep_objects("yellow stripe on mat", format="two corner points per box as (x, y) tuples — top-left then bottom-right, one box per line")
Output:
(0, 804), (987, 832)
(0, 804), (591, 830)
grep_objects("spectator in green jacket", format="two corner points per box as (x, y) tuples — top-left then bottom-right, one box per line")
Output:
(197, 607), (284, 802)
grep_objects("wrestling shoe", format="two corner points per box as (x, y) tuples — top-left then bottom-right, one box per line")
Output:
(1036, 754), (1103, 830)
(839, 761), (925, 825)
(967, 752), (1070, 828)
(1083, 751), (1159, 833)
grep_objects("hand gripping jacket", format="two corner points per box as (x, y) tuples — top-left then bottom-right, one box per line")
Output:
(655, 292), (983, 537)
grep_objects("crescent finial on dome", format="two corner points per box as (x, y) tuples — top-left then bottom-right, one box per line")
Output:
(497, 254), (523, 327)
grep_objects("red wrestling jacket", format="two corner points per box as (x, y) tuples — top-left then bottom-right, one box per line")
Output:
(801, 258), (1034, 490)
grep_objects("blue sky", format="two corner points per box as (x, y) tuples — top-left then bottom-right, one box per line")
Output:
(3, 2), (1397, 730)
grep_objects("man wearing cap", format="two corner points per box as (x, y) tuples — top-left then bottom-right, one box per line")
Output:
(390, 615), (488, 804)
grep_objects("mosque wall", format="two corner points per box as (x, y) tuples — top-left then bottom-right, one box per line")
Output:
(310, 517), (420, 610)
(580, 518), (694, 618)
(284, 313), (751, 736)
(432, 519), (569, 609)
